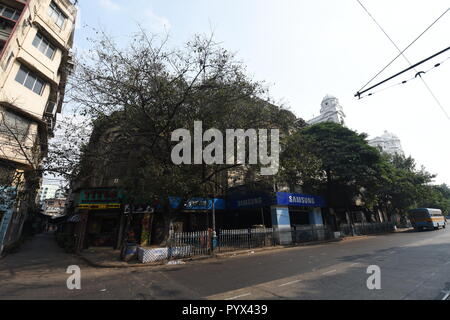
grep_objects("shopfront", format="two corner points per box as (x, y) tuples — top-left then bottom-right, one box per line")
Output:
(227, 194), (274, 229)
(165, 197), (226, 232)
(229, 191), (326, 244)
(76, 188), (123, 249)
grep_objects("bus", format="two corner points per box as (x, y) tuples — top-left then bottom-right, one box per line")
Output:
(408, 208), (446, 231)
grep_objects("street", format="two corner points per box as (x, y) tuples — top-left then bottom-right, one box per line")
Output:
(1, 230), (450, 300)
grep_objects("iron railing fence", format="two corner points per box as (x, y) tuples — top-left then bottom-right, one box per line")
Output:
(216, 228), (274, 253)
(289, 225), (335, 244)
(166, 222), (395, 261)
(168, 230), (210, 259)
(339, 222), (395, 237)
(167, 228), (275, 258)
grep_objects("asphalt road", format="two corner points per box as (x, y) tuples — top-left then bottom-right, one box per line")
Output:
(1, 229), (450, 300)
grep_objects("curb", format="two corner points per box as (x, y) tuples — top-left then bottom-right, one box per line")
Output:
(76, 253), (167, 269)
(77, 230), (403, 269)
(76, 238), (343, 269)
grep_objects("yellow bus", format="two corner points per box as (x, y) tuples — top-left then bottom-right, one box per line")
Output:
(408, 208), (446, 231)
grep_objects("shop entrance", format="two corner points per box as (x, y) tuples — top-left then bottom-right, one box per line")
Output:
(86, 211), (121, 248)
(289, 208), (310, 226)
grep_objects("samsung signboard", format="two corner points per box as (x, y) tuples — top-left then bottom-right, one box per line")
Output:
(230, 192), (325, 209)
(276, 192), (326, 208)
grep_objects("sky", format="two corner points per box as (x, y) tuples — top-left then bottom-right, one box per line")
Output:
(68, 0), (450, 185)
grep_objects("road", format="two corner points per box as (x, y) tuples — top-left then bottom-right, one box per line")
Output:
(1, 229), (450, 300)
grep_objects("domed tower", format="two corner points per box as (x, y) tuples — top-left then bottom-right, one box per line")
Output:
(368, 131), (404, 156)
(308, 95), (346, 125)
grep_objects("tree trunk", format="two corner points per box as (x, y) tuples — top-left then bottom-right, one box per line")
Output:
(325, 169), (337, 231)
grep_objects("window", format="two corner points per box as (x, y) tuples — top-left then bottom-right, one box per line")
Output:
(45, 101), (56, 115)
(5, 52), (14, 70)
(0, 5), (21, 21)
(32, 32), (56, 59)
(0, 110), (31, 143)
(15, 65), (46, 95)
(48, 2), (66, 29)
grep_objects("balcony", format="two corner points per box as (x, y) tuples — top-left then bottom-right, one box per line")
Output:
(58, 0), (78, 17)
(42, 100), (57, 135)
(42, 113), (56, 135)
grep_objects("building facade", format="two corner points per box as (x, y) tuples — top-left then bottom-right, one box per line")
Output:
(307, 95), (346, 126)
(36, 183), (64, 204)
(368, 131), (405, 156)
(0, 0), (77, 254)
(42, 197), (65, 217)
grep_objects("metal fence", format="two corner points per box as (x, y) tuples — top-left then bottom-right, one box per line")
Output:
(165, 223), (395, 261)
(339, 222), (395, 237)
(167, 225), (336, 259)
(289, 225), (335, 244)
(168, 231), (211, 259)
(217, 228), (274, 253)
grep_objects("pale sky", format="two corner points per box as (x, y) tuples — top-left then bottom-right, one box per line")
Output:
(71, 0), (450, 185)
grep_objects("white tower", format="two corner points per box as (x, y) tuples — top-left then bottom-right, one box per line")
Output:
(308, 95), (346, 126)
(368, 131), (404, 156)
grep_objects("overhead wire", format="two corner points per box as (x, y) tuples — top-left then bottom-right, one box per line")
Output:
(356, 0), (450, 93)
(359, 54), (450, 99)
(356, 1), (450, 121)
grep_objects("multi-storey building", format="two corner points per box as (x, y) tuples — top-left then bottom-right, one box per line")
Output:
(0, 0), (77, 254)
(307, 95), (346, 126)
(42, 197), (65, 217)
(368, 131), (405, 156)
(36, 183), (65, 204)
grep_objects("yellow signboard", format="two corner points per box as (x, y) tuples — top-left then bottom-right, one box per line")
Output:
(77, 203), (121, 210)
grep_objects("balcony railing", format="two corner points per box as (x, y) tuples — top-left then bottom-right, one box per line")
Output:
(43, 113), (56, 135)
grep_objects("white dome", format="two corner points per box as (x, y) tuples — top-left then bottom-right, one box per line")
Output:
(381, 131), (400, 140)
(322, 94), (337, 102)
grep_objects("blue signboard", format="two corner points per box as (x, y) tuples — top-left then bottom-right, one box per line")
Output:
(276, 192), (326, 208)
(229, 194), (274, 210)
(169, 197), (226, 211)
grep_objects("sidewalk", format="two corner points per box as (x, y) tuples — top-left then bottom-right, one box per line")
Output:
(78, 228), (412, 269)
(0, 233), (85, 299)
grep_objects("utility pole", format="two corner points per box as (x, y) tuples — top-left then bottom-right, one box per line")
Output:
(211, 181), (217, 251)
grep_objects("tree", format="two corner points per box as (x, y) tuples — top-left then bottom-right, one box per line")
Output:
(278, 122), (323, 192)
(416, 184), (450, 215)
(0, 108), (44, 215)
(292, 122), (384, 228)
(67, 30), (294, 245)
(0, 107), (47, 250)
(376, 154), (436, 222)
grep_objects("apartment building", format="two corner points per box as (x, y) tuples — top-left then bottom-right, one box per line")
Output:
(36, 183), (65, 204)
(42, 197), (65, 217)
(0, 0), (77, 254)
